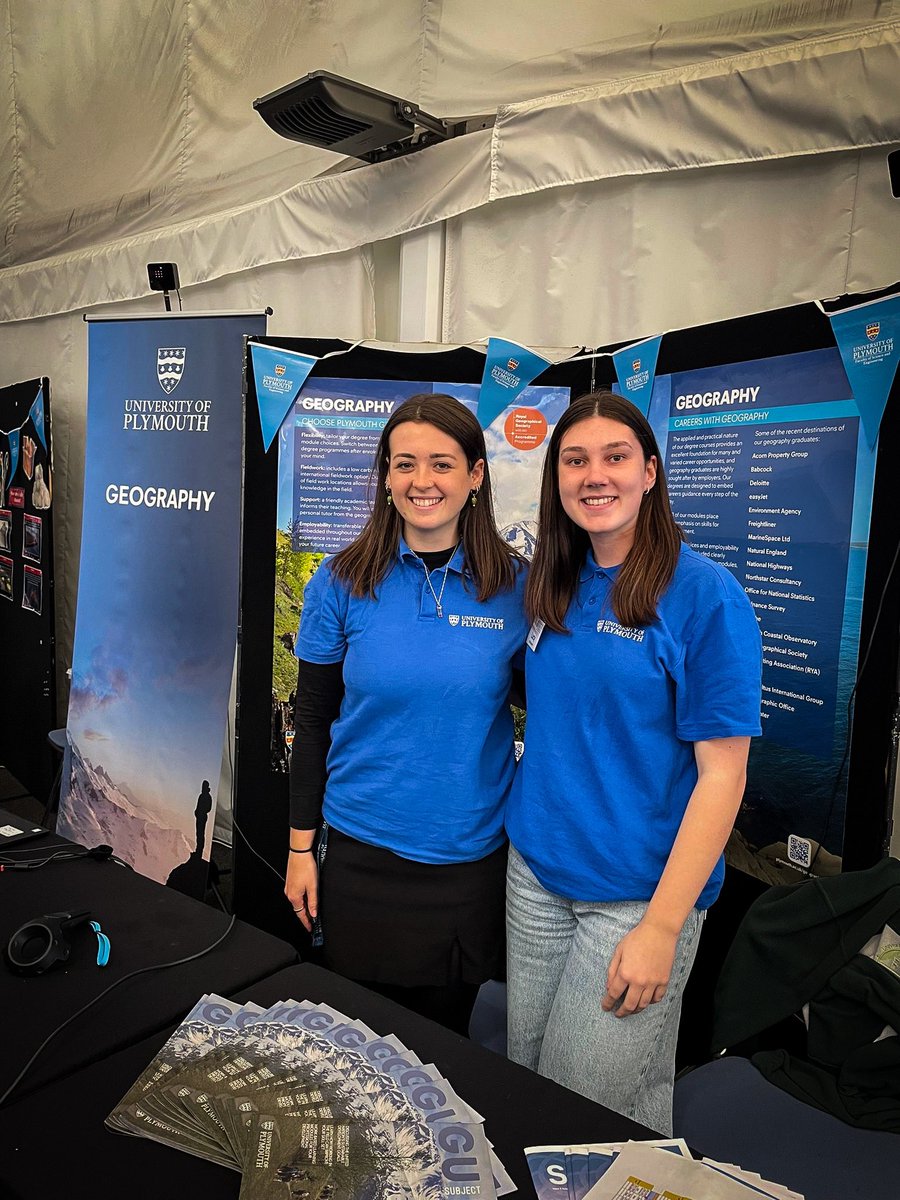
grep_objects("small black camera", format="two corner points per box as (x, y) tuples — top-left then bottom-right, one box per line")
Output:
(147, 262), (181, 292)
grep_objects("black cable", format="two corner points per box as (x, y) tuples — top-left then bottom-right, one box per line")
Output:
(2, 847), (113, 870)
(0, 848), (80, 868)
(809, 534), (900, 872)
(0, 845), (131, 871)
(230, 811), (285, 886)
(219, 705), (286, 886)
(208, 878), (228, 914)
(0, 913), (237, 1108)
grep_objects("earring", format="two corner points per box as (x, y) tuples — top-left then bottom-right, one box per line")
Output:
(385, 488), (393, 507)
(470, 488), (479, 507)
(644, 488), (650, 495)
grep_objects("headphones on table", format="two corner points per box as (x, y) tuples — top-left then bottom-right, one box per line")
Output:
(4, 910), (111, 975)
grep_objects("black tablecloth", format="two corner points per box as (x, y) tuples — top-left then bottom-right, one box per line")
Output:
(0, 962), (656, 1200)
(1, 852), (297, 1100)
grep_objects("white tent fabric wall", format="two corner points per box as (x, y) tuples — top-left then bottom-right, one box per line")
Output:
(442, 17), (900, 344)
(2, 9), (897, 326)
(442, 144), (900, 346)
(5, 0), (889, 268)
(489, 20), (900, 197)
(0, 132), (490, 323)
(0, 0), (423, 266)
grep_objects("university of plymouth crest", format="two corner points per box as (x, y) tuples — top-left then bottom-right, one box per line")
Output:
(157, 347), (186, 394)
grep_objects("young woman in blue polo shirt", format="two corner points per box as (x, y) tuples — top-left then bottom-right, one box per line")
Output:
(505, 391), (761, 1133)
(285, 394), (527, 1034)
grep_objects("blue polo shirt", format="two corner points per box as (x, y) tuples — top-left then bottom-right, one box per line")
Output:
(295, 541), (528, 864)
(506, 542), (762, 908)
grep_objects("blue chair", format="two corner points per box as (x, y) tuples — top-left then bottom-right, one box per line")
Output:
(468, 979), (507, 1054)
(674, 1055), (900, 1200)
(674, 860), (900, 1200)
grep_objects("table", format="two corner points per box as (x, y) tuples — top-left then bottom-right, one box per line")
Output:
(0, 962), (658, 1200)
(0, 845), (298, 1101)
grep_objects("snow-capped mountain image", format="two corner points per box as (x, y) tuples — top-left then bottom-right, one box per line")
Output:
(501, 521), (537, 558)
(58, 741), (193, 884)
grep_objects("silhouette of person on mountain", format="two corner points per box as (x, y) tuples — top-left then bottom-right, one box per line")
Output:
(194, 780), (212, 855)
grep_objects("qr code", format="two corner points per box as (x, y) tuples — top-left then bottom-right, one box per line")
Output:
(787, 834), (812, 869)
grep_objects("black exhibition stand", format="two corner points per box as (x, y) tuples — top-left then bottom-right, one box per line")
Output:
(0, 376), (57, 802)
(0, 835), (658, 1200)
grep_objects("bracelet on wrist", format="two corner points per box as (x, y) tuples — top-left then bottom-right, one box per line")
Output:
(289, 845), (314, 854)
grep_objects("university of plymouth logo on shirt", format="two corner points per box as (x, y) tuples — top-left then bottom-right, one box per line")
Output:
(447, 614), (505, 630)
(596, 618), (644, 642)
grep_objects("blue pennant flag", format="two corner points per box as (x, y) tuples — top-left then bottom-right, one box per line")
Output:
(7, 428), (19, 487)
(29, 384), (47, 452)
(250, 342), (317, 451)
(828, 295), (900, 448)
(611, 334), (663, 418)
(476, 338), (551, 430)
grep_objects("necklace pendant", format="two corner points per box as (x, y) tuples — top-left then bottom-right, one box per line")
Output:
(416, 543), (457, 621)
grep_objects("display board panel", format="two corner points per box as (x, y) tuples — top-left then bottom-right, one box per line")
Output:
(644, 348), (877, 882)
(0, 377), (56, 799)
(235, 315), (897, 943)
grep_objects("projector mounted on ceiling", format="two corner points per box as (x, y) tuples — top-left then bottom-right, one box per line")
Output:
(253, 70), (491, 164)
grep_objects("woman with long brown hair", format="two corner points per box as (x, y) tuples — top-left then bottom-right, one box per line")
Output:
(286, 393), (526, 1034)
(505, 391), (761, 1132)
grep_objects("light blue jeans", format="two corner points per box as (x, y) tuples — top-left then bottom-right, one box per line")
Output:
(506, 845), (704, 1136)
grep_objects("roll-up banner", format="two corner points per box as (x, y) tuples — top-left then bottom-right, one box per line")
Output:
(59, 312), (266, 894)
(642, 345), (878, 881)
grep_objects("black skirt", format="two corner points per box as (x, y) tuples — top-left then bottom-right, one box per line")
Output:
(319, 826), (507, 988)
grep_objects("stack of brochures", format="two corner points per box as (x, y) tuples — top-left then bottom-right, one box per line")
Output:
(107, 993), (515, 1200)
(526, 1140), (804, 1200)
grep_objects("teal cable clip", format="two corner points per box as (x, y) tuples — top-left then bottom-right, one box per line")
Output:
(89, 920), (110, 967)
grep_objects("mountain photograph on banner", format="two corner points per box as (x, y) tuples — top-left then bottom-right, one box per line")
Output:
(58, 314), (266, 893)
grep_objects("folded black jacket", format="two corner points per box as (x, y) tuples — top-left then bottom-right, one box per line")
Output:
(712, 857), (900, 1131)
